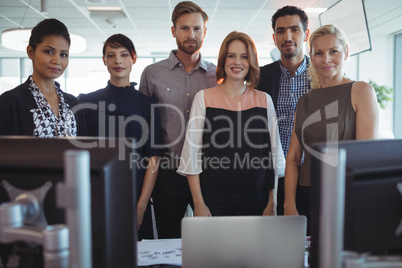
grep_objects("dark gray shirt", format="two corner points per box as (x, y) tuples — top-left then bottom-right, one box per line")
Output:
(139, 50), (217, 158)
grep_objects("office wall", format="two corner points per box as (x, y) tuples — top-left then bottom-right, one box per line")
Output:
(0, 33), (397, 138)
(0, 56), (218, 96)
(357, 33), (395, 138)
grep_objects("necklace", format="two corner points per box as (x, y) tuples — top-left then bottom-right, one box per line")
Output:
(220, 84), (247, 98)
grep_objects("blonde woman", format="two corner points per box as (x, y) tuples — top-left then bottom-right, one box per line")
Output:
(284, 24), (379, 231)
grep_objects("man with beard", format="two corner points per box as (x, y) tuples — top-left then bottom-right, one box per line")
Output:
(257, 6), (310, 216)
(139, 1), (217, 238)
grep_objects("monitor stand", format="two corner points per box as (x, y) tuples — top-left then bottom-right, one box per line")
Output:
(0, 150), (92, 268)
(0, 185), (69, 268)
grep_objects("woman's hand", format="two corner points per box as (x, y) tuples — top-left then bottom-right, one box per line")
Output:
(263, 205), (275, 216)
(187, 174), (211, 217)
(284, 203), (299, 216)
(263, 189), (276, 216)
(193, 203), (212, 217)
(136, 202), (146, 230)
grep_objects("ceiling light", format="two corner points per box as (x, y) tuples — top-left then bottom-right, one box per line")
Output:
(2, 28), (31, 52)
(85, 0), (105, 4)
(70, 34), (86, 54)
(305, 8), (328, 14)
(1, 28), (86, 54)
(87, 6), (122, 11)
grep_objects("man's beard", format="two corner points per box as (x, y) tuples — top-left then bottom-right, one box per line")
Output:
(281, 42), (301, 59)
(177, 38), (203, 55)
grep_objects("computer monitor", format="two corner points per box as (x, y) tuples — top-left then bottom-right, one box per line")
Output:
(319, 0), (371, 56)
(0, 136), (137, 268)
(310, 139), (402, 268)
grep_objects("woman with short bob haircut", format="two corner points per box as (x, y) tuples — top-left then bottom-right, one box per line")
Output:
(178, 31), (284, 217)
(79, 33), (165, 240)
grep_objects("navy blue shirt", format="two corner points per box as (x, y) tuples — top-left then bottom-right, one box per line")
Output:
(79, 81), (166, 198)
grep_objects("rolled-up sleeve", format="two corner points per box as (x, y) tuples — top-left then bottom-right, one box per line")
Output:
(266, 94), (285, 178)
(177, 90), (206, 176)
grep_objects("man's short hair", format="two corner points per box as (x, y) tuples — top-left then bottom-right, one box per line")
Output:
(271, 5), (309, 31)
(171, 1), (208, 28)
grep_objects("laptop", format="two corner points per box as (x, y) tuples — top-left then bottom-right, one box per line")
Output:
(181, 215), (307, 268)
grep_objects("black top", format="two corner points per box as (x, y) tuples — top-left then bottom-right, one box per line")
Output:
(201, 106), (275, 193)
(257, 60), (282, 110)
(79, 81), (166, 196)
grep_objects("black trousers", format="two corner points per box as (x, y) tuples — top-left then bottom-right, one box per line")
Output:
(276, 177), (285, 215)
(151, 166), (193, 239)
(202, 187), (268, 216)
(296, 185), (311, 235)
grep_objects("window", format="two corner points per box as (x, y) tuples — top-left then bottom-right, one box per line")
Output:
(0, 58), (21, 95)
(394, 33), (402, 138)
(0, 56), (220, 97)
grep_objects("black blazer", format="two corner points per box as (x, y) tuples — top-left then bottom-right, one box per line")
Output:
(0, 78), (87, 136)
(257, 61), (282, 110)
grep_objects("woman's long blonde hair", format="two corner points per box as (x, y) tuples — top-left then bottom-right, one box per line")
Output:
(308, 24), (349, 89)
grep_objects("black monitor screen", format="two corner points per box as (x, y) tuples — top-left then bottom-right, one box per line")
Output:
(310, 139), (402, 267)
(0, 136), (137, 268)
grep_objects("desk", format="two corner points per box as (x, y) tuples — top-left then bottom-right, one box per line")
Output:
(138, 238), (310, 267)
(138, 239), (181, 266)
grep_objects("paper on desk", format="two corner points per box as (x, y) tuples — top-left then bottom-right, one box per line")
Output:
(137, 239), (182, 266)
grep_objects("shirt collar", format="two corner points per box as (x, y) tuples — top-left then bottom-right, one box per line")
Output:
(168, 49), (208, 72)
(295, 56), (308, 75)
(279, 56), (308, 77)
(106, 80), (137, 89)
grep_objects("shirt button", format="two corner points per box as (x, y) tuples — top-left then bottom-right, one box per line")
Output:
(187, 110), (190, 113)
(186, 76), (189, 78)
(167, 88), (170, 91)
(179, 63), (182, 67)
(186, 93), (190, 96)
